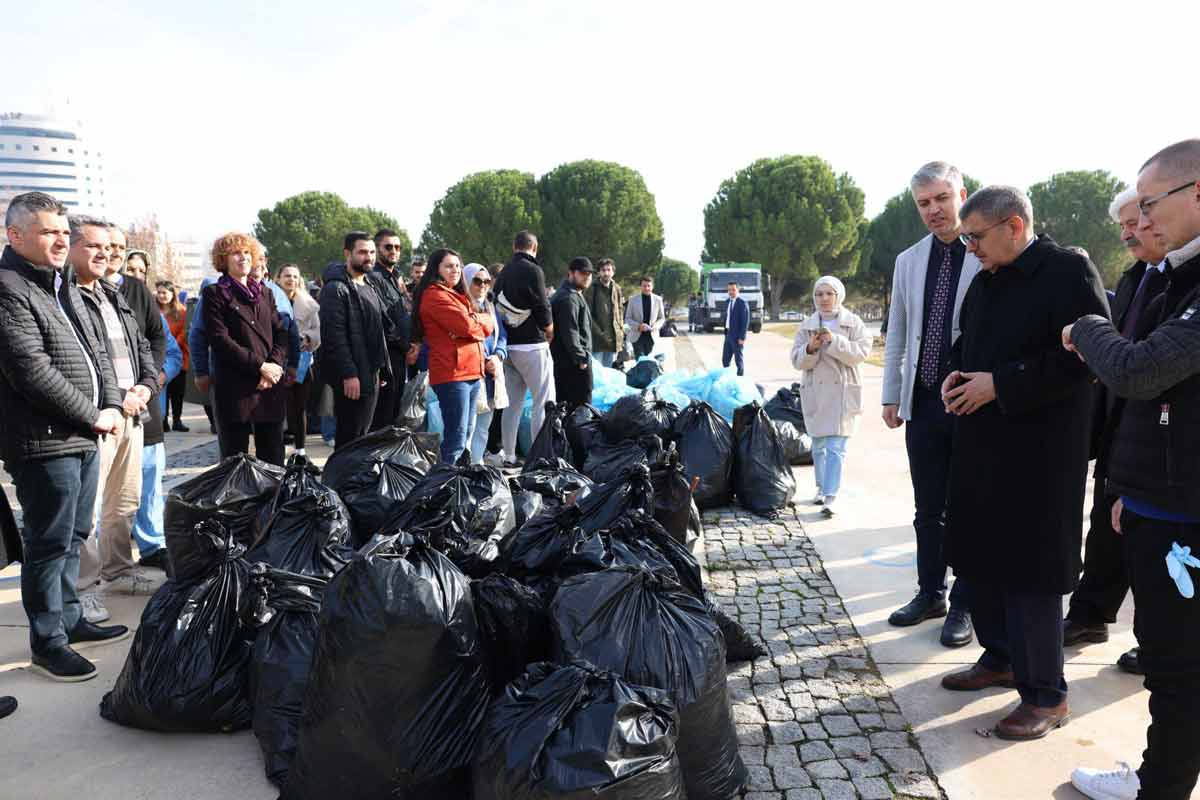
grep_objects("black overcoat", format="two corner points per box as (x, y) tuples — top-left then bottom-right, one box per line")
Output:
(944, 236), (1110, 595)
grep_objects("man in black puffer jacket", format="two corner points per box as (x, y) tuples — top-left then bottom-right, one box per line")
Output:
(549, 256), (595, 405)
(0, 192), (125, 683)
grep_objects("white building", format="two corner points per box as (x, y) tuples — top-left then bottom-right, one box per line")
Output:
(172, 237), (209, 296)
(0, 112), (107, 222)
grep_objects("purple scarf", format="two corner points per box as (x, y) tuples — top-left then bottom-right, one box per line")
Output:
(218, 273), (263, 305)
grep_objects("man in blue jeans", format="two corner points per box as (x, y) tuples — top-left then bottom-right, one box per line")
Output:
(722, 281), (750, 376)
(0, 192), (130, 682)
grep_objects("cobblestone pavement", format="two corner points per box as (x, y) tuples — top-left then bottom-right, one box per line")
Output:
(703, 507), (947, 800)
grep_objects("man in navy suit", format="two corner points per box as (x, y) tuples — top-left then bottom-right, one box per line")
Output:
(722, 281), (750, 376)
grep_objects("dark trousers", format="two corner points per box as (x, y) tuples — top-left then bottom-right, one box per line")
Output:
(370, 346), (408, 432)
(971, 580), (1066, 708)
(906, 386), (967, 606)
(333, 382), (378, 451)
(217, 415), (286, 467)
(286, 375), (312, 450)
(1066, 480), (1127, 625)
(554, 360), (593, 407)
(166, 370), (187, 422)
(722, 336), (745, 376)
(487, 407), (503, 455)
(1124, 512), (1200, 799)
(632, 335), (654, 358)
(8, 449), (99, 654)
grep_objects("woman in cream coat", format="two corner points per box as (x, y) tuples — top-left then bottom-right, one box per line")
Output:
(790, 275), (873, 516)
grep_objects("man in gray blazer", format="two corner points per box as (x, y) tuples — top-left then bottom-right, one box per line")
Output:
(624, 275), (666, 359)
(882, 161), (981, 647)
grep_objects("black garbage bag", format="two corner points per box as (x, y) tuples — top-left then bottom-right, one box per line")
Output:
(583, 435), (662, 485)
(514, 458), (593, 503)
(382, 461), (516, 577)
(732, 402), (796, 515)
(251, 454), (327, 542)
(397, 370), (431, 432)
(551, 568), (747, 800)
(512, 487), (545, 530)
(563, 403), (605, 471)
(576, 463), (656, 534)
(241, 565), (326, 787)
(319, 425), (436, 493)
(625, 357), (664, 390)
(668, 401), (734, 509)
(473, 660), (685, 800)
(524, 401), (574, 469)
(100, 522), (253, 732)
(763, 383), (807, 432)
(659, 319), (678, 337)
(166, 455), (285, 580)
(501, 504), (608, 585)
(470, 574), (552, 693)
(245, 465), (354, 579)
(337, 458), (426, 545)
(710, 605), (767, 663)
(284, 534), (490, 800)
(773, 420), (813, 466)
(603, 392), (678, 442)
(649, 444), (699, 547)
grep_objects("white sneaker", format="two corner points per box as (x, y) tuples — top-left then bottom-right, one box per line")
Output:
(102, 570), (165, 597)
(811, 492), (825, 505)
(1070, 762), (1140, 800)
(822, 496), (837, 517)
(79, 591), (110, 624)
(484, 451), (506, 468)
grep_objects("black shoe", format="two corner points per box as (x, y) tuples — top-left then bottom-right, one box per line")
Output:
(0, 696), (15, 720)
(29, 647), (97, 682)
(209, 423), (217, 434)
(173, 420), (190, 433)
(889, 593), (949, 627)
(941, 607), (974, 647)
(68, 620), (131, 647)
(137, 548), (173, 577)
(1118, 647), (1144, 675)
(1063, 619), (1109, 646)
(303, 461), (322, 476)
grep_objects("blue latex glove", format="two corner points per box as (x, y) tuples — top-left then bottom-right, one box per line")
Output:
(1167, 542), (1200, 598)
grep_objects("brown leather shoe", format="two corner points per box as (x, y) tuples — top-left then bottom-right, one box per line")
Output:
(994, 701), (1070, 740)
(941, 663), (1016, 691)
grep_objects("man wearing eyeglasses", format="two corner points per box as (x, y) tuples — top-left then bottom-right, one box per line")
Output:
(1065, 139), (1200, 800)
(366, 229), (411, 430)
(938, 186), (1108, 742)
(882, 162), (981, 648)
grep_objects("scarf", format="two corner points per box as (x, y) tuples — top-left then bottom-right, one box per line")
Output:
(218, 273), (263, 305)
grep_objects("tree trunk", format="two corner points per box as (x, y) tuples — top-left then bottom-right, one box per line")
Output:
(770, 276), (787, 322)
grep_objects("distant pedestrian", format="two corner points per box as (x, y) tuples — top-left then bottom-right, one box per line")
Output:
(186, 277), (219, 434)
(156, 280), (190, 432)
(366, 229), (412, 430)
(624, 275), (665, 358)
(277, 263), (321, 457)
(584, 257), (624, 368)
(124, 250), (148, 282)
(464, 263), (508, 464)
(790, 275), (872, 517)
(722, 281), (750, 376)
(550, 257), (595, 405)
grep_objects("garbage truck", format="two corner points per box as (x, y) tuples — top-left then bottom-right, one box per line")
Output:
(698, 262), (768, 334)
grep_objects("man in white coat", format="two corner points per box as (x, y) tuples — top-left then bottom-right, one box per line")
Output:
(624, 275), (666, 359)
(882, 161), (981, 648)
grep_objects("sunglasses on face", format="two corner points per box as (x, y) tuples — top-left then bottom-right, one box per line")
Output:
(381, 244), (403, 250)
(473, 277), (492, 286)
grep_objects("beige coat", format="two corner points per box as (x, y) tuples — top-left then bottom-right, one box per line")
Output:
(790, 309), (873, 437)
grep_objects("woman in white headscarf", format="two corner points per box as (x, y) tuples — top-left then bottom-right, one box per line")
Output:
(463, 263), (508, 464)
(790, 275), (873, 516)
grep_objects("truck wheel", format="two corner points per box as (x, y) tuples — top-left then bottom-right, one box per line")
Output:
(751, 323), (762, 334)
(703, 323), (714, 334)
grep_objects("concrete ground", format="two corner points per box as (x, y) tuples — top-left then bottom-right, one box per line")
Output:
(685, 326), (1168, 799)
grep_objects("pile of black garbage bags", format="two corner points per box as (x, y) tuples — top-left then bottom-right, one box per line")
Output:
(98, 388), (806, 799)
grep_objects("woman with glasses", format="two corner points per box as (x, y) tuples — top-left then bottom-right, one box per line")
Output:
(411, 249), (494, 464)
(463, 263), (508, 464)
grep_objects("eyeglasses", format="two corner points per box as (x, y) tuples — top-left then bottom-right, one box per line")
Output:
(381, 244), (403, 250)
(959, 217), (1012, 246)
(1138, 181), (1196, 216)
(472, 277), (492, 286)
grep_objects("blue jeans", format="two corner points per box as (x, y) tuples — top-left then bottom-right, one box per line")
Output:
(471, 408), (494, 463)
(320, 415), (336, 443)
(812, 435), (848, 499)
(132, 442), (166, 557)
(8, 449), (100, 654)
(593, 351), (615, 369)
(431, 379), (480, 464)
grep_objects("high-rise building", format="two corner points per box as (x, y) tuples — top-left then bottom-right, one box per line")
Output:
(0, 111), (107, 223)
(172, 237), (209, 295)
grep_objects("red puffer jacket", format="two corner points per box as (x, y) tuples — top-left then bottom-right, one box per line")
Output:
(419, 283), (494, 385)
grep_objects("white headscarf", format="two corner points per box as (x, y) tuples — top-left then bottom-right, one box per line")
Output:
(463, 263), (490, 309)
(813, 275), (845, 314)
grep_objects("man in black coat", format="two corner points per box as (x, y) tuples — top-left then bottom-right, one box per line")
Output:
(1066, 139), (1200, 800)
(365, 228), (411, 431)
(1063, 187), (1168, 675)
(938, 186), (1109, 741)
(550, 257), (595, 405)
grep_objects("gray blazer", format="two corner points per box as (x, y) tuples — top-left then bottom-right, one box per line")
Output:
(882, 234), (981, 420)
(624, 291), (666, 345)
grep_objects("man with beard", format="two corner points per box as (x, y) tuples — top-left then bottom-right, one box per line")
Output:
(366, 229), (411, 429)
(550, 256), (595, 405)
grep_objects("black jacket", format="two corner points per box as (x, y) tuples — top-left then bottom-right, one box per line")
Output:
(318, 264), (390, 391)
(1074, 250), (1200, 519)
(945, 236), (1110, 594)
(0, 246), (122, 463)
(494, 252), (552, 346)
(550, 280), (592, 367)
(77, 278), (158, 429)
(364, 263), (411, 352)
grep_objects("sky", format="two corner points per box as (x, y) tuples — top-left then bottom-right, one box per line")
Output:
(6, 0), (1197, 265)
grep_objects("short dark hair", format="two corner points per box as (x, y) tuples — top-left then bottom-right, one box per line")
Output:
(344, 231), (371, 251)
(727, 281), (739, 287)
(67, 214), (110, 244)
(569, 256), (593, 273)
(411, 255), (427, 267)
(514, 230), (538, 251)
(5, 191), (67, 229)
(596, 257), (615, 270)
(640, 275), (654, 284)
(960, 185), (1033, 228)
(373, 228), (400, 244)
(1141, 138), (1200, 182)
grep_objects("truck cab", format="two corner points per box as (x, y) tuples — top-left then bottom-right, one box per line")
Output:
(699, 262), (768, 334)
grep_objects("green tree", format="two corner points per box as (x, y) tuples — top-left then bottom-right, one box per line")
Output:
(653, 257), (699, 310)
(419, 169), (542, 264)
(703, 155), (866, 321)
(1028, 170), (1127, 287)
(254, 191), (408, 278)
(538, 160), (665, 283)
(854, 174), (981, 307)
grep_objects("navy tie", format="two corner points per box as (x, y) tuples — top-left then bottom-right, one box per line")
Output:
(919, 244), (954, 389)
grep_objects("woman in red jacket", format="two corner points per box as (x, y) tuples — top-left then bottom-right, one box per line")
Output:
(412, 248), (493, 464)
